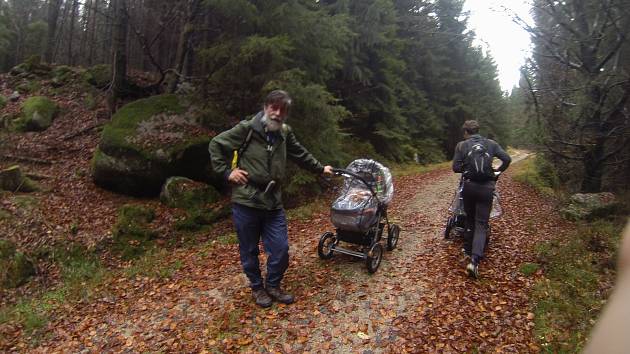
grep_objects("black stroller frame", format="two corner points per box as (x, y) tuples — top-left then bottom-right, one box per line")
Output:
(317, 167), (400, 273)
(443, 173), (502, 240)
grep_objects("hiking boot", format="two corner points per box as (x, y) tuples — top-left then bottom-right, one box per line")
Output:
(266, 286), (295, 304)
(252, 288), (272, 308)
(466, 262), (479, 279)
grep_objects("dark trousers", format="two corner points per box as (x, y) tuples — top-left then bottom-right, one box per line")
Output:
(462, 180), (494, 261)
(232, 203), (289, 290)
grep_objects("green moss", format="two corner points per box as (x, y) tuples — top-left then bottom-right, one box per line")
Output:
(512, 155), (560, 196)
(216, 232), (238, 245)
(14, 96), (58, 131)
(0, 208), (12, 221)
(161, 177), (221, 209)
(0, 240), (35, 288)
(125, 249), (184, 279)
(0, 242), (106, 334)
(174, 206), (230, 232)
(111, 204), (158, 259)
(100, 94), (186, 157)
(532, 220), (623, 352)
(13, 195), (38, 209)
(0, 95), (7, 109)
(519, 262), (540, 276)
(83, 64), (112, 88)
(51, 65), (74, 86)
(16, 80), (41, 94)
(0, 239), (17, 259)
(84, 92), (97, 110)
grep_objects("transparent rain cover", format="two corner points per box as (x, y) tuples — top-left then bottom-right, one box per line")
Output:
(447, 181), (502, 219)
(339, 159), (393, 205)
(330, 159), (394, 232)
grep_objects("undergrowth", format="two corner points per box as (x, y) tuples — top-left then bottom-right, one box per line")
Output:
(0, 242), (106, 335)
(514, 153), (625, 353)
(533, 221), (622, 353)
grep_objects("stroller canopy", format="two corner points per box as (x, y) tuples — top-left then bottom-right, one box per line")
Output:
(342, 159), (394, 205)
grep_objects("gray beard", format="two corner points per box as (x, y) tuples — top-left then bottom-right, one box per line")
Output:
(262, 114), (283, 132)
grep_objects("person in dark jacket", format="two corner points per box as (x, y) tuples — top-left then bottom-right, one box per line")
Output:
(452, 120), (511, 278)
(208, 90), (333, 307)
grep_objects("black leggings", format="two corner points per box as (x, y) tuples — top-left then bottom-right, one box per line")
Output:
(462, 180), (494, 260)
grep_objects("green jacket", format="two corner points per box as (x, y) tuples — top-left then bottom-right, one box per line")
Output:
(208, 112), (324, 210)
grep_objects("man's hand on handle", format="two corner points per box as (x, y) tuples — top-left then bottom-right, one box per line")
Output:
(229, 168), (249, 185)
(323, 165), (334, 176)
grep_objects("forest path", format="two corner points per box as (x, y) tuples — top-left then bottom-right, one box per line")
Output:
(7, 150), (568, 353)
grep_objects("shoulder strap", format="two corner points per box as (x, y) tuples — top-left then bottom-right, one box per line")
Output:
(238, 128), (254, 156)
(231, 128), (253, 170)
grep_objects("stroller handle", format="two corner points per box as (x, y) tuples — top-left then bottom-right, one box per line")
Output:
(332, 168), (379, 197)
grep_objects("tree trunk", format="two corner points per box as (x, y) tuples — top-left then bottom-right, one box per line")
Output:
(108, 0), (129, 115)
(581, 143), (605, 192)
(78, 0), (90, 66)
(88, 0), (98, 65)
(44, 0), (62, 63)
(67, 0), (79, 66)
(102, 0), (114, 65)
(166, 0), (201, 93)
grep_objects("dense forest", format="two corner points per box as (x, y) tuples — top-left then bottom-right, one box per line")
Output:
(0, 0), (628, 191)
(0, 0), (508, 162)
(511, 0), (630, 193)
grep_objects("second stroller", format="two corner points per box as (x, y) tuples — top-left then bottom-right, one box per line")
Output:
(443, 173), (502, 240)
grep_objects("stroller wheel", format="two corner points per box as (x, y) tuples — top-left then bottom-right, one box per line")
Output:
(444, 217), (455, 240)
(317, 232), (336, 259)
(387, 224), (400, 251)
(366, 243), (383, 273)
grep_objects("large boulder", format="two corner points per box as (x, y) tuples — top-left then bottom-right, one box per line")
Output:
(562, 192), (618, 220)
(13, 96), (58, 131)
(160, 177), (220, 209)
(92, 94), (218, 196)
(0, 239), (35, 288)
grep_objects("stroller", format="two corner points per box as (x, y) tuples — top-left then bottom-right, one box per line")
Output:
(443, 174), (502, 240)
(317, 159), (400, 273)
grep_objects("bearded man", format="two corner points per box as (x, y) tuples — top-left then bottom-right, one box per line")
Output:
(208, 90), (333, 307)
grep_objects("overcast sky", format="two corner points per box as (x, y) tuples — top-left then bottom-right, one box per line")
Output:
(463, 0), (533, 92)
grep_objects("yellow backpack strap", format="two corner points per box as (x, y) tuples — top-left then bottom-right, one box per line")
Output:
(232, 128), (254, 170)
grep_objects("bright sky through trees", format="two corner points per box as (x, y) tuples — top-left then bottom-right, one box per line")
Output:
(463, 0), (533, 92)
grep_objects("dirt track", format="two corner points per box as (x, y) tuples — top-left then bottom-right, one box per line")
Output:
(3, 150), (569, 353)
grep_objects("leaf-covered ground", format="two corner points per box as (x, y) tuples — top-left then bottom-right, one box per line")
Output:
(2, 167), (564, 352)
(1, 81), (568, 352)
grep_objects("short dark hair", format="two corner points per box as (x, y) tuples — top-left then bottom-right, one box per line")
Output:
(264, 90), (292, 109)
(462, 120), (480, 134)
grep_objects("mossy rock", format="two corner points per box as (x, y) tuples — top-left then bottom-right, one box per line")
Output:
(160, 177), (220, 209)
(92, 94), (217, 196)
(83, 64), (112, 89)
(51, 65), (75, 87)
(13, 96), (58, 132)
(0, 239), (36, 288)
(16, 80), (42, 94)
(9, 55), (51, 78)
(0, 165), (39, 192)
(0, 95), (7, 109)
(174, 203), (232, 231)
(562, 192), (618, 221)
(111, 204), (158, 259)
